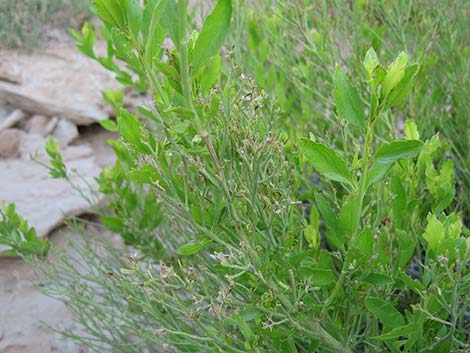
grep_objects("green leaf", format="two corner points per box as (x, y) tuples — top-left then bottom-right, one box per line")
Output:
(127, 0), (143, 39)
(311, 269), (336, 287)
(373, 323), (417, 341)
(435, 187), (455, 214)
(304, 207), (319, 249)
(339, 193), (360, 235)
(192, 0), (232, 73)
(200, 54), (222, 93)
(71, 22), (96, 58)
(398, 271), (424, 295)
(363, 47), (379, 75)
(129, 164), (160, 184)
(161, 0), (179, 48)
(444, 213), (462, 239)
(334, 66), (366, 128)
(177, 238), (212, 255)
(102, 88), (125, 109)
(0, 203), (51, 258)
(240, 308), (264, 322)
(385, 64), (420, 109)
(164, 106), (195, 118)
(94, 0), (126, 28)
(99, 119), (119, 132)
(396, 230), (415, 269)
(355, 227), (373, 257)
(404, 119), (420, 140)
(363, 273), (394, 286)
(366, 161), (393, 189)
(117, 108), (148, 153)
(300, 139), (352, 185)
(45, 139), (67, 179)
(364, 297), (405, 331)
(423, 214), (445, 251)
(101, 216), (123, 233)
(111, 28), (141, 70)
(374, 140), (423, 164)
(144, 0), (168, 64)
(441, 238), (467, 263)
(391, 176), (406, 229)
(368, 139), (422, 188)
(155, 61), (179, 80)
(382, 51), (408, 97)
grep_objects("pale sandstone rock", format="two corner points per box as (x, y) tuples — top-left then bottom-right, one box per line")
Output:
(0, 109), (25, 131)
(51, 118), (79, 147)
(25, 115), (58, 136)
(0, 43), (117, 125)
(0, 129), (25, 159)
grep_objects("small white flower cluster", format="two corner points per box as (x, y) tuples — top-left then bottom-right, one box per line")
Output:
(437, 255), (449, 266)
(209, 251), (236, 267)
(159, 261), (177, 282)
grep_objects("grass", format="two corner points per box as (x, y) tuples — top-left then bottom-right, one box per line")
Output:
(0, 0), (89, 49)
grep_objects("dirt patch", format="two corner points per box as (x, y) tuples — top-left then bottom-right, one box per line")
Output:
(0, 230), (88, 353)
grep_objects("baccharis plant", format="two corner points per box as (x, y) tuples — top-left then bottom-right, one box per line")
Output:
(233, 0), (470, 223)
(298, 48), (470, 352)
(15, 1), (470, 352)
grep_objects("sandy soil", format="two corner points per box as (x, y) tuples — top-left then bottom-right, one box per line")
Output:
(0, 230), (88, 353)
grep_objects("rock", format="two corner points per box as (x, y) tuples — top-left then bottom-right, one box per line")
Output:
(0, 147), (101, 241)
(19, 133), (48, 159)
(0, 109), (25, 131)
(0, 104), (14, 117)
(26, 116), (80, 148)
(0, 66), (21, 84)
(25, 115), (58, 136)
(62, 145), (94, 161)
(51, 118), (79, 147)
(0, 129), (25, 159)
(0, 43), (118, 125)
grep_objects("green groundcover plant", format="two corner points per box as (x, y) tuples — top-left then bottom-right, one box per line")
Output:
(4, 0), (470, 352)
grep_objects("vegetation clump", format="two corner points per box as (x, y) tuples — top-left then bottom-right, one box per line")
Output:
(4, 0), (470, 352)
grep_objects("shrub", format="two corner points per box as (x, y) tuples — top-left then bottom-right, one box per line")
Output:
(230, 0), (470, 223)
(19, 0), (470, 352)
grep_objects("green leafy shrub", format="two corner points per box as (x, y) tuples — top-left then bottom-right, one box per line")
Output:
(24, 0), (470, 352)
(0, 0), (89, 48)
(231, 0), (470, 222)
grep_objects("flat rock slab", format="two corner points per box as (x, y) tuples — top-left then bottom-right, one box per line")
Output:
(0, 43), (117, 125)
(0, 145), (101, 243)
